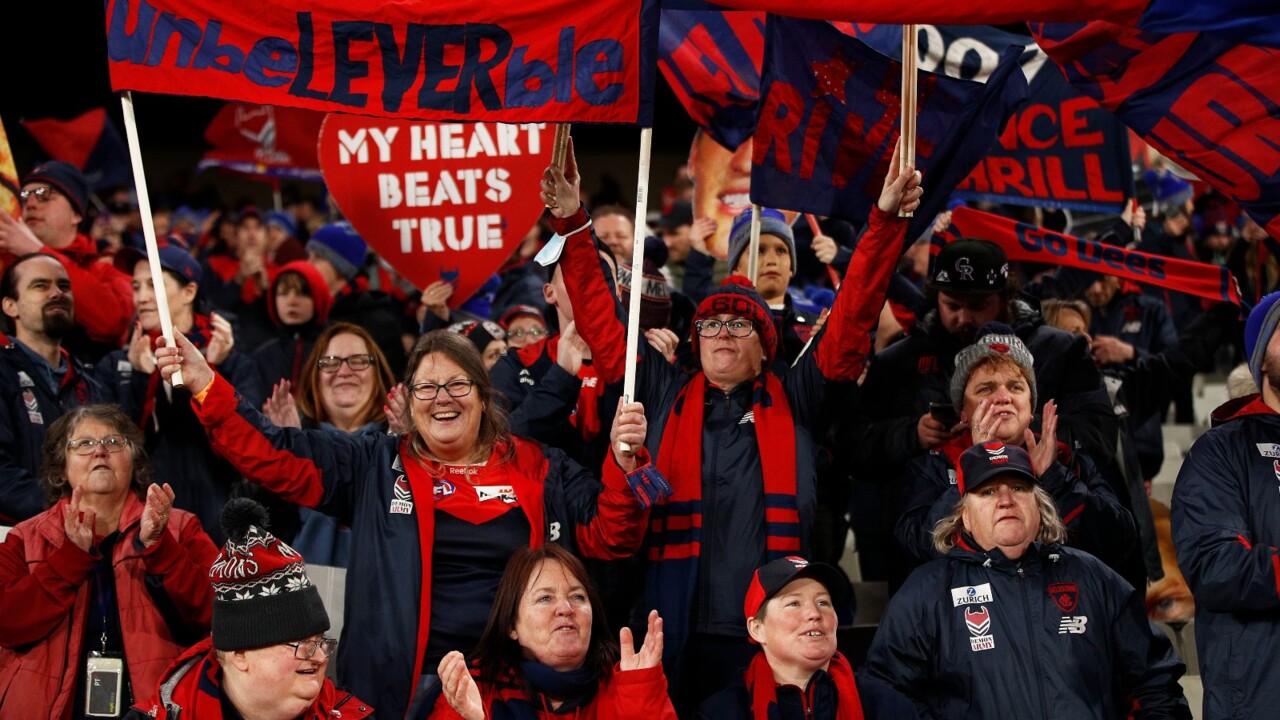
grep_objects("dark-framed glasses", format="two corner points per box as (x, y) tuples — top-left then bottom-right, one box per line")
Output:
(410, 378), (475, 401)
(694, 318), (756, 338)
(67, 436), (130, 455)
(505, 327), (548, 340)
(283, 637), (338, 660)
(317, 354), (374, 373)
(19, 186), (57, 204)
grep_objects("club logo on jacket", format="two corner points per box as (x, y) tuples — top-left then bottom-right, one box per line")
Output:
(22, 390), (42, 425)
(390, 474), (414, 515)
(1048, 582), (1079, 613)
(964, 605), (995, 651)
(951, 583), (994, 606)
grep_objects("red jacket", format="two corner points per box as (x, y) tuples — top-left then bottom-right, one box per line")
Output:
(128, 637), (373, 720)
(0, 493), (218, 718)
(429, 663), (677, 720)
(43, 233), (135, 345)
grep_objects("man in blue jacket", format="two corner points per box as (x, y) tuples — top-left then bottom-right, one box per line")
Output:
(868, 442), (1189, 719)
(1173, 290), (1280, 720)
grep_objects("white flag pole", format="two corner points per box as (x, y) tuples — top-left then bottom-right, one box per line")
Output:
(747, 204), (762, 283)
(619, 127), (653, 453)
(120, 91), (184, 387)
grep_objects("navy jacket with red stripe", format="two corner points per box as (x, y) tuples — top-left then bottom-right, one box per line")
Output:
(1172, 395), (1280, 720)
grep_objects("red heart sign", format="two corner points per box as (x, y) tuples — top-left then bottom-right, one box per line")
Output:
(318, 116), (553, 307)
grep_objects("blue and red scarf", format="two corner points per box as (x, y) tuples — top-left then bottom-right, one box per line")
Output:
(647, 372), (799, 660)
(745, 650), (863, 720)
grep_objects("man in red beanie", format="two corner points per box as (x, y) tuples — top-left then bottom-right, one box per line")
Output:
(542, 139), (921, 713)
(0, 161), (133, 351)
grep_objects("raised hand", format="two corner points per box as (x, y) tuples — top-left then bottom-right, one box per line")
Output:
(127, 321), (156, 374)
(437, 651), (485, 720)
(139, 482), (176, 548)
(263, 381), (302, 429)
(619, 610), (664, 671)
(540, 137), (581, 219)
(64, 487), (97, 553)
(877, 138), (924, 215)
(1024, 400), (1059, 476)
(205, 313), (235, 366)
(611, 399), (647, 472)
(644, 327), (679, 365)
(154, 331), (215, 393)
(385, 383), (411, 436)
(556, 321), (588, 375)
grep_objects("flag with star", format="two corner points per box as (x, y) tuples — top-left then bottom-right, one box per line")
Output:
(750, 16), (1028, 244)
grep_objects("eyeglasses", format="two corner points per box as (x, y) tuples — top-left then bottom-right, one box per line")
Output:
(505, 328), (547, 340)
(410, 378), (475, 401)
(67, 436), (130, 455)
(19, 186), (57, 204)
(317, 354), (374, 373)
(694, 318), (756, 338)
(283, 637), (338, 660)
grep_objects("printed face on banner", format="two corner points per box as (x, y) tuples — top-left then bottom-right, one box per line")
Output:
(318, 117), (552, 306)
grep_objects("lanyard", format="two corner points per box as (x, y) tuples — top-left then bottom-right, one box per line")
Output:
(92, 560), (114, 655)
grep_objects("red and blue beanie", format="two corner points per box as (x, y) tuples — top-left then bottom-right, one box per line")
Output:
(693, 275), (777, 363)
(23, 160), (90, 217)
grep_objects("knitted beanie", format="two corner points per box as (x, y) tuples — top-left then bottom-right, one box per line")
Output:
(447, 319), (506, 354)
(617, 260), (673, 331)
(23, 160), (90, 217)
(210, 499), (330, 651)
(950, 322), (1037, 411)
(307, 221), (368, 281)
(1245, 291), (1280, 391)
(727, 207), (796, 273)
(693, 275), (778, 363)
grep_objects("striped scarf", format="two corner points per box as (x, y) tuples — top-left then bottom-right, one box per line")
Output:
(647, 372), (799, 662)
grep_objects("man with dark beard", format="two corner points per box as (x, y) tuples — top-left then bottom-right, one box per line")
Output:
(0, 254), (112, 523)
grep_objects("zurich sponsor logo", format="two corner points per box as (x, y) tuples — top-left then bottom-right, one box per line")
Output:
(1257, 443), (1280, 459)
(951, 583), (994, 607)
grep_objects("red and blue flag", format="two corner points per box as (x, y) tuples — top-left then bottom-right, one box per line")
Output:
(657, 9), (764, 150)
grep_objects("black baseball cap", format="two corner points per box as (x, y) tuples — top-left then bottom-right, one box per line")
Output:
(929, 238), (1009, 295)
(743, 556), (848, 621)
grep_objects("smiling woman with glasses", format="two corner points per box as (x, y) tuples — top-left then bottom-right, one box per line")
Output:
(0, 404), (219, 718)
(156, 328), (672, 720)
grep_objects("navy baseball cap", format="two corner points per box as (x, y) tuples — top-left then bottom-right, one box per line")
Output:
(957, 441), (1038, 494)
(114, 235), (203, 285)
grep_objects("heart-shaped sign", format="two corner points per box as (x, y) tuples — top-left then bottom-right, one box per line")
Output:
(318, 116), (553, 307)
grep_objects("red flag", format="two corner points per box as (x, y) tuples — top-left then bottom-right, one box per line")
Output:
(198, 104), (325, 181)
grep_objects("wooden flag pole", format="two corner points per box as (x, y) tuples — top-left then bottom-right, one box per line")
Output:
(121, 91), (183, 387)
(619, 127), (653, 453)
(551, 123), (572, 170)
(900, 24), (918, 218)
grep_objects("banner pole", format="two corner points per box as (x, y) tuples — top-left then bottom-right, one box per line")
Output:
(552, 124), (572, 170)
(619, 126), (653, 453)
(121, 91), (184, 388)
(747, 204), (762, 283)
(900, 24), (917, 218)
(806, 213), (842, 289)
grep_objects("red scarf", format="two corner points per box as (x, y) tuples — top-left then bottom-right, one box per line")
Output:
(651, 372), (800, 562)
(745, 650), (864, 720)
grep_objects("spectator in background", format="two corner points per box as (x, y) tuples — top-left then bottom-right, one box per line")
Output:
(867, 442), (1190, 720)
(264, 209), (306, 265)
(657, 200), (694, 288)
(591, 205), (637, 263)
(0, 161), (134, 357)
(448, 320), (508, 370)
(306, 221), (408, 377)
(252, 260), (333, 391)
(126, 498), (371, 720)
(101, 238), (268, 544)
(0, 405), (218, 718)
(0, 254), (114, 523)
(1172, 292), (1280, 720)
(498, 305), (549, 349)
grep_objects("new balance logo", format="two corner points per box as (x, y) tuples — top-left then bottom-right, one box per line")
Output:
(1058, 616), (1088, 634)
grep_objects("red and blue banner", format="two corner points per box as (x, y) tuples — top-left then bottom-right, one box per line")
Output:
(749, 16), (1027, 244)
(937, 206), (1241, 305)
(198, 104), (325, 181)
(1031, 21), (1280, 240)
(657, 10), (763, 150)
(104, 0), (658, 125)
(20, 108), (131, 190)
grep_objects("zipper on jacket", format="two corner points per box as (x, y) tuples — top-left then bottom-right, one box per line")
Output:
(1017, 564), (1052, 719)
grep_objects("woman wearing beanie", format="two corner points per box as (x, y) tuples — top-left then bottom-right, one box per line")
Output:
(540, 138), (921, 713)
(155, 329), (671, 720)
(893, 323), (1136, 580)
(126, 498), (372, 719)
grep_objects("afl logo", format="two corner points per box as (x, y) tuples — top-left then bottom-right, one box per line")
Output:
(434, 479), (456, 499)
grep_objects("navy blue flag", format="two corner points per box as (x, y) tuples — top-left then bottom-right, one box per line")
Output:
(750, 16), (1028, 243)
(657, 10), (764, 150)
(1032, 21), (1280, 240)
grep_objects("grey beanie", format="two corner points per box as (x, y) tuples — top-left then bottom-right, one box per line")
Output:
(950, 322), (1037, 411)
(727, 207), (796, 273)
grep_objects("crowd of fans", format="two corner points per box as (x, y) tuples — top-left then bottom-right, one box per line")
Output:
(0, 142), (1270, 720)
